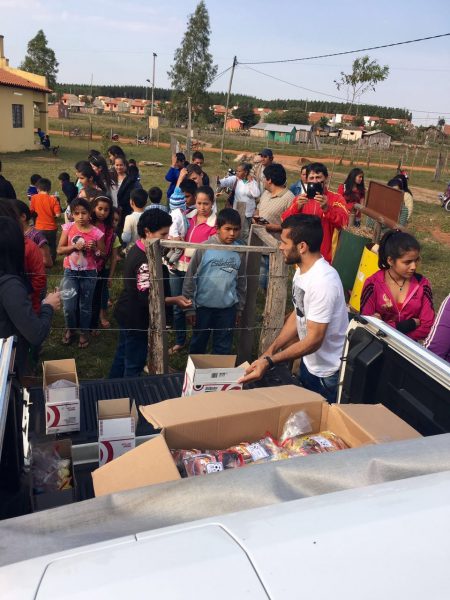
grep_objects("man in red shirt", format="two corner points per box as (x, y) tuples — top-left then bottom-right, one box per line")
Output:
(282, 163), (348, 263)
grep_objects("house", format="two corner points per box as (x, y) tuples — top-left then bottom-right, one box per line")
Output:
(288, 123), (312, 143)
(264, 124), (296, 144)
(130, 99), (150, 115)
(340, 128), (364, 142)
(212, 104), (227, 116)
(249, 122), (268, 138)
(308, 112), (334, 125)
(0, 35), (51, 152)
(226, 118), (243, 131)
(252, 107), (272, 121)
(443, 125), (450, 136)
(364, 115), (381, 127)
(48, 102), (70, 119)
(358, 130), (391, 149)
(61, 93), (85, 112)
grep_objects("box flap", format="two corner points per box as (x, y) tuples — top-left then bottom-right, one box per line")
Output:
(189, 355), (237, 369)
(334, 404), (421, 444)
(98, 398), (131, 420)
(140, 385), (324, 430)
(43, 359), (78, 387)
(92, 435), (180, 497)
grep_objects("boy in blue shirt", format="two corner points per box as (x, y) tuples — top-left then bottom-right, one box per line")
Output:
(27, 174), (41, 200)
(165, 152), (186, 200)
(183, 208), (246, 354)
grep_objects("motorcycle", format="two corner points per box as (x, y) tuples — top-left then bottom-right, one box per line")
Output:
(438, 183), (450, 212)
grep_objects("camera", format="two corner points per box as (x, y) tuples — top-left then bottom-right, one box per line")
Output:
(306, 182), (324, 199)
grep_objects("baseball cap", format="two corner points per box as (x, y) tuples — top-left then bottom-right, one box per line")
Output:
(259, 148), (273, 158)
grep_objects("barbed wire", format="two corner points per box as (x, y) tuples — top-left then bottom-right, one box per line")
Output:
(26, 272), (287, 282)
(50, 324), (282, 334)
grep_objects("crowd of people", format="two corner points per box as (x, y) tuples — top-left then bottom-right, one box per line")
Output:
(0, 144), (448, 403)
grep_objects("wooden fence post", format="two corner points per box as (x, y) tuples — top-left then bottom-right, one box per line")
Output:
(237, 225), (262, 364)
(256, 229), (288, 355)
(145, 238), (169, 374)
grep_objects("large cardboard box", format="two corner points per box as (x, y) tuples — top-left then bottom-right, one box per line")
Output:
(182, 355), (246, 396)
(31, 439), (76, 511)
(43, 359), (80, 434)
(98, 398), (138, 466)
(92, 385), (421, 497)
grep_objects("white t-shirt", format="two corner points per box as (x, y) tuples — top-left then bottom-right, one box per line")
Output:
(292, 257), (348, 377)
(122, 211), (142, 246)
(219, 175), (260, 217)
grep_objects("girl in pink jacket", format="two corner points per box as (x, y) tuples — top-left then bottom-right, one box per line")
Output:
(360, 231), (434, 341)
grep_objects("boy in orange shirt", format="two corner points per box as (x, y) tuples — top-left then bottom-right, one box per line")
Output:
(30, 177), (61, 261)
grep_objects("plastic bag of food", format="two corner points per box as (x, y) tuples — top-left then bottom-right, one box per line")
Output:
(279, 410), (313, 444)
(183, 450), (244, 477)
(32, 446), (72, 493)
(171, 448), (201, 477)
(310, 431), (348, 451)
(229, 434), (290, 464)
(283, 431), (348, 457)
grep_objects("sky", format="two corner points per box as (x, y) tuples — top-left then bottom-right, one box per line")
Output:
(1, 0), (449, 125)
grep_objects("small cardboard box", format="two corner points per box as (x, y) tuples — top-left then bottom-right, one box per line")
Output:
(92, 385), (421, 497)
(98, 398), (138, 466)
(182, 355), (246, 396)
(31, 439), (76, 511)
(43, 359), (80, 434)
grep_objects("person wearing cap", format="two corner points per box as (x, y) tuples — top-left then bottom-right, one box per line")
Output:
(253, 148), (274, 195)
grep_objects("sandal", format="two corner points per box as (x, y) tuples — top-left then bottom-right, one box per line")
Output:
(100, 318), (110, 329)
(168, 344), (185, 355)
(62, 330), (74, 345)
(78, 335), (90, 349)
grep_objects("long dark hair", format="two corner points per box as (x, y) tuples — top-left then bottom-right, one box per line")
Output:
(90, 195), (113, 228)
(0, 216), (25, 277)
(343, 168), (365, 196)
(89, 153), (112, 192)
(111, 156), (129, 184)
(378, 230), (420, 270)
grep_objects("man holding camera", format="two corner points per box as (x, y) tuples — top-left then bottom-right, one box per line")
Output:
(281, 162), (348, 263)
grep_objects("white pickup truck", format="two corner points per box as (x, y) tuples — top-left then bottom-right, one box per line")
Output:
(0, 317), (449, 599)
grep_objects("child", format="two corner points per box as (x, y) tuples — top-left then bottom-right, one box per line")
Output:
(89, 196), (120, 333)
(100, 207), (122, 328)
(15, 200), (53, 268)
(30, 177), (61, 262)
(122, 188), (148, 248)
(360, 230), (434, 341)
(183, 208), (246, 355)
(57, 197), (105, 349)
(27, 174), (41, 201)
(192, 150), (210, 186)
(165, 152), (186, 200)
(109, 209), (191, 378)
(58, 172), (78, 206)
(128, 158), (140, 181)
(146, 186), (168, 212)
(75, 161), (100, 200)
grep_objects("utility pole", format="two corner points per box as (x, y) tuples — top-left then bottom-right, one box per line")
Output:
(220, 56), (237, 163)
(150, 52), (157, 143)
(90, 73), (93, 99)
(187, 96), (192, 162)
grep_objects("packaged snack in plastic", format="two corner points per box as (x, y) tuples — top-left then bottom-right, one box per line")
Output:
(183, 450), (244, 477)
(229, 434), (291, 464)
(32, 446), (73, 493)
(283, 431), (348, 456)
(279, 410), (313, 444)
(171, 448), (201, 477)
(309, 431), (348, 451)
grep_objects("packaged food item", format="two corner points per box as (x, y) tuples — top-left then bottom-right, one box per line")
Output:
(183, 450), (244, 477)
(228, 434), (290, 464)
(32, 446), (73, 493)
(283, 431), (348, 456)
(310, 431), (348, 451)
(279, 410), (313, 444)
(171, 448), (201, 477)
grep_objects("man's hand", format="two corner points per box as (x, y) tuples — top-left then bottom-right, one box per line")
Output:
(235, 312), (241, 327)
(265, 223), (281, 233)
(174, 296), (192, 309)
(238, 358), (269, 384)
(315, 193), (328, 211)
(186, 313), (196, 327)
(296, 194), (308, 210)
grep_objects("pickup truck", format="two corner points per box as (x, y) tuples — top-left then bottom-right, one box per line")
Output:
(0, 316), (449, 598)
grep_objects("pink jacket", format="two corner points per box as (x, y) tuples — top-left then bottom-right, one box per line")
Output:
(178, 211), (217, 268)
(360, 269), (435, 341)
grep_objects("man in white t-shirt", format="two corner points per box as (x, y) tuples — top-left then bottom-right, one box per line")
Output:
(240, 214), (348, 402)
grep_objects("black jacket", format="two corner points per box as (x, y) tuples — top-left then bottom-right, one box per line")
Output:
(0, 275), (53, 378)
(0, 176), (17, 200)
(115, 175), (142, 219)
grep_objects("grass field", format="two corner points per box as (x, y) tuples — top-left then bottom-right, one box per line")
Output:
(1, 134), (449, 381)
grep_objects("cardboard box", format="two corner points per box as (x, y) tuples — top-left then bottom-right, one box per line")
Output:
(43, 359), (80, 434)
(92, 385), (421, 497)
(31, 439), (76, 511)
(182, 355), (246, 396)
(98, 398), (138, 466)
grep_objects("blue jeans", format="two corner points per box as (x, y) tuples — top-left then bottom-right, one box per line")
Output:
(190, 305), (237, 355)
(298, 361), (340, 404)
(62, 269), (97, 334)
(259, 255), (269, 290)
(169, 269), (186, 346)
(109, 329), (148, 378)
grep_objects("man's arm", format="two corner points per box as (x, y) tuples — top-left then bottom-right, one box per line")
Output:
(182, 250), (203, 315)
(239, 317), (328, 384)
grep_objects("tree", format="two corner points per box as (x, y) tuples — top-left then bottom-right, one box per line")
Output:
(233, 105), (258, 129)
(334, 55), (389, 114)
(20, 30), (58, 88)
(437, 116), (446, 130)
(265, 108), (309, 125)
(318, 116), (329, 129)
(354, 115), (365, 127)
(167, 1), (217, 113)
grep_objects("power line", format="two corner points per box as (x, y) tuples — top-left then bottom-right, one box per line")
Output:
(209, 66), (232, 86)
(238, 33), (450, 65)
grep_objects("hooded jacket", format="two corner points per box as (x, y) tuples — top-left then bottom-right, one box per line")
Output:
(182, 235), (246, 314)
(0, 274), (53, 378)
(360, 270), (434, 341)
